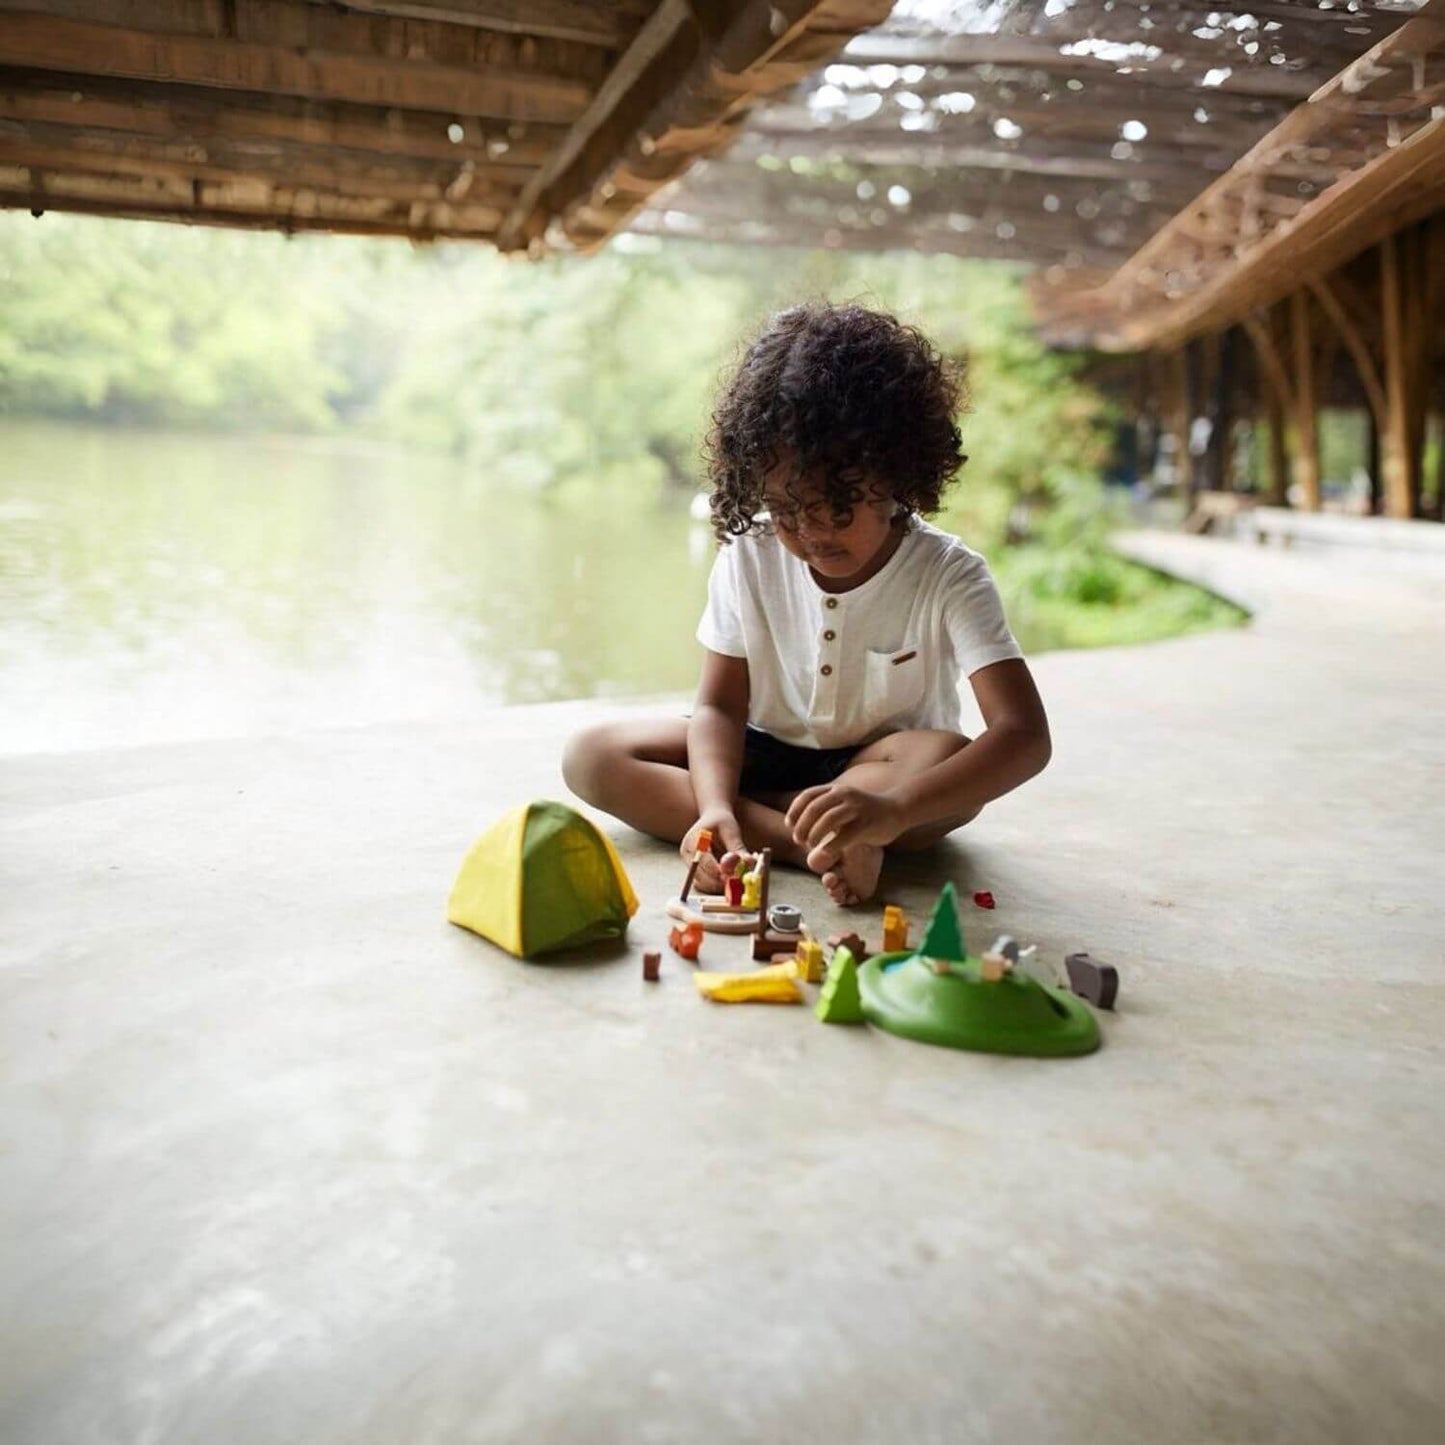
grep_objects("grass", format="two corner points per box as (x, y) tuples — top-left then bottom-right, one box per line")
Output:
(994, 545), (1249, 654)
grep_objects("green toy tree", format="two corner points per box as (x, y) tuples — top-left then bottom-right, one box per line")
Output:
(918, 881), (968, 962)
(816, 946), (865, 1024)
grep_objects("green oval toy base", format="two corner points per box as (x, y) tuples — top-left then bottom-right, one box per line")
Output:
(859, 954), (1101, 1057)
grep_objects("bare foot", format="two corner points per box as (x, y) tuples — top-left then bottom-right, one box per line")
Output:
(806, 840), (884, 907)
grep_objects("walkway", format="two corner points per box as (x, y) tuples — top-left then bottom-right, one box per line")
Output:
(2, 532), (1442, 1443)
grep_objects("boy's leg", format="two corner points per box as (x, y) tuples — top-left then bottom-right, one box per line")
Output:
(560, 718), (810, 868)
(839, 729), (980, 850)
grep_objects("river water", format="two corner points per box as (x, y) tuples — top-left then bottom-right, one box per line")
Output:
(1, 422), (715, 753)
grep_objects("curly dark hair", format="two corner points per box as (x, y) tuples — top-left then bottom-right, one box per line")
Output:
(704, 302), (966, 542)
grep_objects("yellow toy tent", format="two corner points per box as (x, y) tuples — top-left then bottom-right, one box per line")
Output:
(447, 800), (638, 959)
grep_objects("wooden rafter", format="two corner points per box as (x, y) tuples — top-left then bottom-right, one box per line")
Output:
(523, 0), (897, 254)
(0, 69), (562, 168)
(319, 1), (628, 47)
(0, 9), (598, 123)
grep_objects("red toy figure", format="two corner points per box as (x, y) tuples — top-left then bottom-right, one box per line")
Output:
(668, 921), (703, 961)
(725, 875), (744, 906)
(973, 890), (996, 910)
(642, 951), (662, 982)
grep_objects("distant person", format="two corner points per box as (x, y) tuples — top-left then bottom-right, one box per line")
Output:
(563, 302), (1050, 906)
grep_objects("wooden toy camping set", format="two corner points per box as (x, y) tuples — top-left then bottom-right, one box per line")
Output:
(449, 803), (1118, 1058)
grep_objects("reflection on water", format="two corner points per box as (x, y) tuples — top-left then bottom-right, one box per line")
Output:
(0, 422), (713, 753)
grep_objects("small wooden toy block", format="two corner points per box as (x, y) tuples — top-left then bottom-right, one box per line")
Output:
(740, 870), (762, 910)
(751, 932), (798, 962)
(881, 905), (908, 954)
(642, 950), (661, 982)
(679, 828), (714, 903)
(1065, 951), (1119, 1010)
(815, 946), (865, 1024)
(668, 921), (703, 961)
(979, 950), (1011, 983)
(827, 931), (869, 963)
(793, 938), (826, 983)
(724, 875), (744, 906)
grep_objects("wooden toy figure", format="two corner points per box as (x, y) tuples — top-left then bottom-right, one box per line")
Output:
(679, 827), (714, 903)
(979, 950), (1010, 983)
(882, 905), (908, 953)
(668, 921), (703, 961)
(725, 875), (744, 907)
(740, 868), (762, 911)
(793, 938), (826, 983)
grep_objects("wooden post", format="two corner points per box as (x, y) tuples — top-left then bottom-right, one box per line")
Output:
(1367, 407), (1382, 517)
(1218, 329), (1237, 493)
(1430, 417), (1444, 522)
(1380, 233), (1414, 520)
(1170, 348), (1194, 495)
(1290, 290), (1322, 512)
(1265, 388), (1289, 504)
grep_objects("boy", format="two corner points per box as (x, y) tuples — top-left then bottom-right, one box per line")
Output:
(563, 303), (1050, 906)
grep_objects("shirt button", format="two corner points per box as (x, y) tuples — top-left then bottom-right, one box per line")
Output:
(823, 629), (836, 642)
(825, 597), (838, 609)
(820, 664), (833, 676)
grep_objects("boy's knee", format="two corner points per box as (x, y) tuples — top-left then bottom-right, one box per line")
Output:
(881, 728), (970, 767)
(561, 723), (617, 802)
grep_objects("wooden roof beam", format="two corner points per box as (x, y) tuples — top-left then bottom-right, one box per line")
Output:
(0, 69), (563, 169)
(729, 132), (1231, 184)
(0, 125), (526, 209)
(0, 188), (498, 238)
(317, 1), (627, 47)
(496, 0), (697, 251)
(0, 158), (504, 231)
(749, 103), (1280, 155)
(499, 0), (895, 254)
(0, 8), (597, 123)
(838, 31), (1329, 100)
(667, 159), (1193, 227)
(625, 207), (1134, 266)
(4, 0), (617, 79)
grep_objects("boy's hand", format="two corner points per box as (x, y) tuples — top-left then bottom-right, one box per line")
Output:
(681, 810), (745, 893)
(787, 784), (907, 855)
(688, 809), (745, 857)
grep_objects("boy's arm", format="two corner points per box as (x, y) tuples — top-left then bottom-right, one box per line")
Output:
(889, 659), (1051, 828)
(686, 648), (751, 853)
(787, 658), (1051, 850)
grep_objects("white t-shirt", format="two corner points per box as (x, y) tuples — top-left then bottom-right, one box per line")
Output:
(695, 517), (1023, 749)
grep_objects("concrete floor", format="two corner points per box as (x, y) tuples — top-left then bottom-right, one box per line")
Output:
(2, 532), (1442, 1444)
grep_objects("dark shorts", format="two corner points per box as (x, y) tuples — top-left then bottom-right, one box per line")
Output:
(739, 726), (863, 798)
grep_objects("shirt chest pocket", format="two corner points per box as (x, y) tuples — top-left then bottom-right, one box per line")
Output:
(859, 645), (926, 735)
